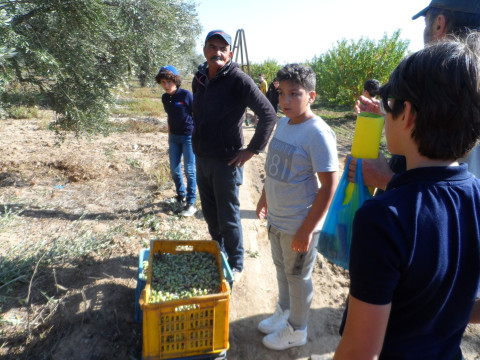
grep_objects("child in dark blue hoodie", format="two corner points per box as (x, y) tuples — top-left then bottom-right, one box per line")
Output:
(155, 66), (196, 217)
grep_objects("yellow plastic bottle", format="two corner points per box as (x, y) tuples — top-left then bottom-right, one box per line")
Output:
(343, 112), (385, 204)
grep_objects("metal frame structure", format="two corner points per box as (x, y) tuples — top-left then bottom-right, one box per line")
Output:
(232, 29), (251, 77)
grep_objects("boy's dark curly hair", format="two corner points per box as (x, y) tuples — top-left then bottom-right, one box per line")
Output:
(276, 64), (316, 92)
(155, 69), (181, 87)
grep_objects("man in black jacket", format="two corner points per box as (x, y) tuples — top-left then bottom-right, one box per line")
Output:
(192, 30), (277, 280)
(350, 0), (480, 189)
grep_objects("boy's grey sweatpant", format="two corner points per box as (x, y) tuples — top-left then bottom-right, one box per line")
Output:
(268, 224), (319, 330)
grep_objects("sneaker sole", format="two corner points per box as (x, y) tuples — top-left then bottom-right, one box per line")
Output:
(262, 337), (307, 350)
(181, 212), (196, 217)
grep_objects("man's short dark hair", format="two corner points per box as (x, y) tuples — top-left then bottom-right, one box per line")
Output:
(155, 69), (182, 87)
(379, 33), (480, 160)
(276, 64), (316, 92)
(364, 79), (381, 97)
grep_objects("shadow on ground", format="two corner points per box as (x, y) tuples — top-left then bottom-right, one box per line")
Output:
(1, 255), (142, 360)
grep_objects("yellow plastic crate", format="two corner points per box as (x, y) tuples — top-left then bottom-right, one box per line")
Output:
(139, 240), (230, 360)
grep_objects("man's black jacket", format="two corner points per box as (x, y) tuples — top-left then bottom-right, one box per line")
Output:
(192, 61), (277, 161)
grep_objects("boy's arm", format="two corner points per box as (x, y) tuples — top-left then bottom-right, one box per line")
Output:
(333, 295), (391, 360)
(470, 298), (480, 323)
(292, 171), (337, 252)
(256, 186), (267, 220)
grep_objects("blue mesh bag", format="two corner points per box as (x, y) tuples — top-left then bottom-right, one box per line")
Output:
(317, 158), (372, 269)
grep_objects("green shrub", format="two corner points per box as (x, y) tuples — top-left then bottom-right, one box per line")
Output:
(310, 30), (410, 107)
(250, 59), (283, 83)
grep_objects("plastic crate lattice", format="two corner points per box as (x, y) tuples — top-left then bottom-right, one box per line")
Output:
(139, 240), (230, 359)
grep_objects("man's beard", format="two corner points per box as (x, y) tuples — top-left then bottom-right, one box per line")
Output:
(423, 22), (435, 45)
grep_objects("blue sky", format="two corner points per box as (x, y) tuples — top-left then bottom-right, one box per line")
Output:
(195, 0), (431, 64)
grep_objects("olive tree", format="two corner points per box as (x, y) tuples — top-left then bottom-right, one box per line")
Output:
(118, 0), (201, 86)
(0, 6), (17, 117)
(0, 0), (201, 133)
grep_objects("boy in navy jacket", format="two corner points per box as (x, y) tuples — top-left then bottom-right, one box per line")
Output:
(335, 35), (480, 360)
(155, 66), (196, 217)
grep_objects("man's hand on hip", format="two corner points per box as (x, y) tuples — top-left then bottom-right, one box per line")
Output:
(228, 149), (255, 168)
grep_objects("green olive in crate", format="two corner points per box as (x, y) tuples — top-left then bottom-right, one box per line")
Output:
(143, 251), (221, 303)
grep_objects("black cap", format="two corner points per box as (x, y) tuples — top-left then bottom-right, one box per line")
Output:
(413, 0), (480, 20)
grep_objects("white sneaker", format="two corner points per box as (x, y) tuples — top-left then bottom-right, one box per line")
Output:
(262, 322), (307, 350)
(180, 204), (196, 217)
(258, 303), (290, 334)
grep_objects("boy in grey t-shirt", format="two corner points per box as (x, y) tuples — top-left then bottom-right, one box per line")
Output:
(256, 64), (338, 350)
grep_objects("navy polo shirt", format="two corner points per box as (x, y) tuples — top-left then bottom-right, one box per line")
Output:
(348, 164), (480, 359)
(161, 88), (193, 136)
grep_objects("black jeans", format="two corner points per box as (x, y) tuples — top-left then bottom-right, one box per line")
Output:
(196, 156), (244, 271)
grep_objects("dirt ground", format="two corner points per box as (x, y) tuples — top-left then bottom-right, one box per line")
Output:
(0, 112), (479, 360)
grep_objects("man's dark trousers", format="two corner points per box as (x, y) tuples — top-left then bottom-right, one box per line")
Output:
(196, 156), (244, 272)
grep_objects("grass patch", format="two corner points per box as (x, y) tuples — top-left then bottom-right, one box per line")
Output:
(332, 125), (355, 141)
(138, 213), (161, 231)
(113, 83), (163, 100)
(161, 217), (202, 240)
(111, 119), (167, 133)
(313, 101), (352, 113)
(126, 158), (141, 169)
(135, 214), (201, 240)
(2, 87), (46, 108)
(149, 162), (172, 191)
(111, 98), (165, 118)
(0, 222), (117, 298)
(128, 86), (163, 100)
(0, 205), (22, 232)
(6, 105), (39, 119)
(2, 85), (47, 120)
(112, 83), (167, 118)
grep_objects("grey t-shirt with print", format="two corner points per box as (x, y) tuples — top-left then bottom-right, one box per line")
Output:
(265, 116), (339, 234)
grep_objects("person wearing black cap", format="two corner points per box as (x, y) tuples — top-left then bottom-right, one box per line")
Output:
(334, 35), (480, 360)
(349, 0), (480, 189)
(192, 29), (277, 281)
(334, 2), (480, 359)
